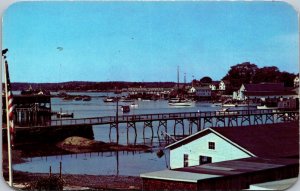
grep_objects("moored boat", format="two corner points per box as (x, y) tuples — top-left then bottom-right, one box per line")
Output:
(82, 96), (91, 101)
(57, 112), (74, 118)
(168, 98), (194, 106)
(216, 108), (239, 116)
(130, 103), (138, 108)
(103, 97), (115, 102)
(257, 105), (278, 110)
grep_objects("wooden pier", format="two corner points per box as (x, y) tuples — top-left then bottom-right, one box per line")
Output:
(10, 109), (299, 144)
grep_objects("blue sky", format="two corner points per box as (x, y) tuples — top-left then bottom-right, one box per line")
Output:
(2, 1), (299, 83)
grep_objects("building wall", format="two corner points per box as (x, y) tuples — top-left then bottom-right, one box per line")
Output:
(142, 178), (197, 190)
(195, 88), (211, 97)
(169, 133), (251, 169)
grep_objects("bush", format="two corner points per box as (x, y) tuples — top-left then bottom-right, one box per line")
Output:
(28, 175), (64, 191)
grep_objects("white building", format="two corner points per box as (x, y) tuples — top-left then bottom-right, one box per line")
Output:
(234, 83), (297, 101)
(294, 76), (299, 87)
(165, 124), (298, 169)
(218, 80), (227, 91)
(166, 128), (252, 169)
(209, 81), (220, 91)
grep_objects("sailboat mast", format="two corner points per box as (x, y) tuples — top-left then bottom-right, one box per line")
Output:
(177, 66), (179, 90)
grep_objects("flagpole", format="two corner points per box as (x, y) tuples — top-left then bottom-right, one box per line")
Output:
(3, 56), (13, 186)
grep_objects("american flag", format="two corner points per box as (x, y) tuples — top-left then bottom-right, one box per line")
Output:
(5, 60), (15, 147)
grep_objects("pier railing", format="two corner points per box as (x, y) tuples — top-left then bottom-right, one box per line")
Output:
(48, 109), (299, 127)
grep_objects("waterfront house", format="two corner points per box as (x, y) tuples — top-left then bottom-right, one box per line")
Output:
(218, 80), (228, 91)
(209, 81), (220, 91)
(166, 123), (298, 169)
(140, 123), (299, 190)
(294, 75), (299, 87)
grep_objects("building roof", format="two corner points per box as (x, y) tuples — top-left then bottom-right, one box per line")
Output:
(210, 81), (220, 86)
(195, 86), (211, 90)
(166, 122), (299, 159)
(174, 157), (298, 176)
(244, 83), (285, 92)
(140, 169), (221, 183)
(249, 177), (298, 190)
(140, 157), (298, 183)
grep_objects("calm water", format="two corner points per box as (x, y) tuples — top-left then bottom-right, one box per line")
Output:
(14, 91), (251, 176)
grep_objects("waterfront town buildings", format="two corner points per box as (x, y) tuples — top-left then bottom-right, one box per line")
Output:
(140, 123), (299, 190)
(232, 83), (298, 101)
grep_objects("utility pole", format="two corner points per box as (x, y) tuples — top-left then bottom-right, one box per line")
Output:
(116, 97), (119, 144)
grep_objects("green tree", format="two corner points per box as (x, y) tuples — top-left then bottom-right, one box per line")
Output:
(253, 66), (280, 84)
(222, 62), (258, 89)
(200, 76), (213, 84)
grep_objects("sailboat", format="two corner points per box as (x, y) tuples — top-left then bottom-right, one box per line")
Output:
(168, 66), (194, 106)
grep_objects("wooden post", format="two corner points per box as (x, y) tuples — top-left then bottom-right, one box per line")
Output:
(116, 97), (119, 144)
(59, 161), (62, 178)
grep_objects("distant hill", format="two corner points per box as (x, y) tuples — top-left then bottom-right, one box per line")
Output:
(8, 81), (177, 91)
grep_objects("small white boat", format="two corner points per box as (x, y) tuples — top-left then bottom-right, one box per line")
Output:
(57, 112), (74, 118)
(130, 103), (138, 108)
(222, 103), (237, 107)
(257, 105), (278, 110)
(216, 108), (238, 116)
(103, 97), (115, 102)
(119, 97), (134, 102)
(169, 98), (194, 106)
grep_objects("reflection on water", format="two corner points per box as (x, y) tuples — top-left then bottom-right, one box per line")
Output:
(14, 150), (170, 176)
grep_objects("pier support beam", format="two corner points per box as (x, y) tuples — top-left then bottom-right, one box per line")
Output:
(203, 117), (213, 129)
(174, 119), (184, 136)
(157, 120), (167, 136)
(215, 117), (225, 127)
(265, 114), (274, 124)
(254, 114), (263, 125)
(188, 118), (200, 135)
(241, 115), (251, 126)
(143, 121), (153, 139)
(127, 121), (137, 144)
(228, 116), (238, 127)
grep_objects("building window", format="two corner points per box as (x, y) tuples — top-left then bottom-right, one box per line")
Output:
(208, 142), (215, 150)
(184, 154), (189, 167)
(199, 155), (212, 165)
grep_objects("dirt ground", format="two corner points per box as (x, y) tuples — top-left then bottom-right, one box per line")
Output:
(8, 171), (143, 190)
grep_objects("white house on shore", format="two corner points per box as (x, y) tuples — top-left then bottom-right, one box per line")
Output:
(294, 76), (299, 87)
(165, 123), (298, 169)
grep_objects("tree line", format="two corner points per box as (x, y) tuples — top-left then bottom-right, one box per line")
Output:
(7, 62), (297, 93)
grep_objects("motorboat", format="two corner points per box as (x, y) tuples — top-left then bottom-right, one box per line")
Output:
(57, 112), (74, 118)
(130, 103), (138, 108)
(168, 98), (194, 106)
(82, 96), (91, 101)
(103, 97), (115, 102)
(216, 108), (239, 116)
(257, 105), (278, 110)
(119, 97), (134, 102)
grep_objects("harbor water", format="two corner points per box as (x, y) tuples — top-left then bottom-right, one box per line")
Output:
(13, 91), (252, 176)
